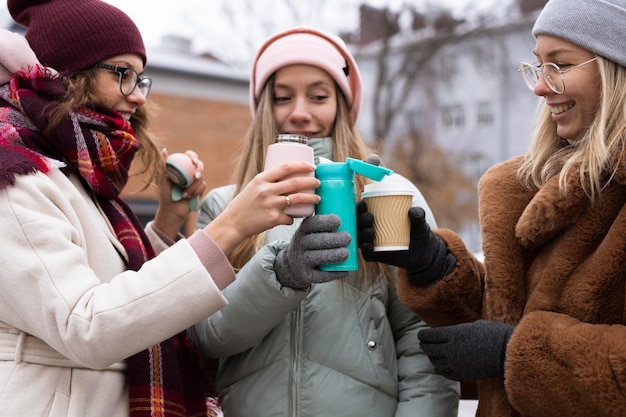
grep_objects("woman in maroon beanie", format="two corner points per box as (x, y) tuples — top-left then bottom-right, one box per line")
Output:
(0, 1), (321, 416)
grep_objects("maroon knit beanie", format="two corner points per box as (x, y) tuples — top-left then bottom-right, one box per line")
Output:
(8, 0), (146, 74)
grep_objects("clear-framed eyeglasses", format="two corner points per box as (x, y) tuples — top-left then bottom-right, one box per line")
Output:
(94, 63), (152, 97)
(517, 57), (597, 94)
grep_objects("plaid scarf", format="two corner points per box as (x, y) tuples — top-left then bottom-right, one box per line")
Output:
(0, 66), (215, 417)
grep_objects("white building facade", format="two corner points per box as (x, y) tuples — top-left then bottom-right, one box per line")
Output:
(353, 12), (542, 251)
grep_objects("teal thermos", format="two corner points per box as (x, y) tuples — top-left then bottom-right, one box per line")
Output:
(315, 158), (393, 271)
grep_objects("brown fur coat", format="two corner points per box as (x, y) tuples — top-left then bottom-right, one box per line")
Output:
(398, 156), (626, 417)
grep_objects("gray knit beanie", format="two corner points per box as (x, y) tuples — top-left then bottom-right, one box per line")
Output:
(532, 0), (626, 68)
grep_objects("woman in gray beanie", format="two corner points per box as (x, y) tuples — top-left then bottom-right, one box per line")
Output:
(0, 0), (321, 416)
(357, 0), (626, 416)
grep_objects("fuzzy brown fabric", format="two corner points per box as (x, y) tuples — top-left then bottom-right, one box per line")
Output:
(397, 155), (626, 417)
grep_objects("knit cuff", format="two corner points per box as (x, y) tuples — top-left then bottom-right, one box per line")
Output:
(188, 230), (235, 290)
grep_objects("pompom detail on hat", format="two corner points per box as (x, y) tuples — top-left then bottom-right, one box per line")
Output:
(532, 0), (626, 68)
(8, 0), (146, 74)
(250, 27), (363, 125)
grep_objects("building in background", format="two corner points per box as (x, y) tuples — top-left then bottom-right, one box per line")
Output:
(125, 35), (250, 233)
(348, 1), (546, 252)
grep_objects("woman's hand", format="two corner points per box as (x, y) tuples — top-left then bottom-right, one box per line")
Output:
(204, 161), (320, 256)
(0, 29), (40, 84)
(154, 149), (206, 241)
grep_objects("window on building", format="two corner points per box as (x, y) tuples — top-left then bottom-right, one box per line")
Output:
(440, 54), (458, 80)
(472, 45), (493, 72)
(405, 109), (425, 135)
(477, 101), (494, 127)
(441, 104), (465, 130)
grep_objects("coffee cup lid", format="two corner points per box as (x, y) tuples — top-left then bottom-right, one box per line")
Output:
(361, 176), (415, 198)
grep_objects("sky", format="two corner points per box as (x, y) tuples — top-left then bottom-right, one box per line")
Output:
(102, 0), (509, 66)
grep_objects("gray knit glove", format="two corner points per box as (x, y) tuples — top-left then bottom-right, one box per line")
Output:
(274, 214), (351, 289)
(418, 320), (515, 381)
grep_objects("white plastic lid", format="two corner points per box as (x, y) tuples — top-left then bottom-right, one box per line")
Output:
(361, 176), (415, 198)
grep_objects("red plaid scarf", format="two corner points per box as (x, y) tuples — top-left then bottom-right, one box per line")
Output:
(0, 66), (214, 417)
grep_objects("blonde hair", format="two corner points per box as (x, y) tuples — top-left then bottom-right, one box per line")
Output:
(46, 68), (165, 188)
(229, 75), (391, 283)
(518, 57), (626, 200)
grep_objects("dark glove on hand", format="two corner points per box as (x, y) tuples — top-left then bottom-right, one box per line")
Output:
(274, 214), (351, 290)
(356, 202), (455, 286)
(418, 320), (515, 381)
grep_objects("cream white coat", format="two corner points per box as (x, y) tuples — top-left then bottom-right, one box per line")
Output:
(0, 166), (228, 417)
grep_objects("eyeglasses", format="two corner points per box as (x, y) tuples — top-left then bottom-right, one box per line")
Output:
(517, 57), (597, 94)
(94, 63), (152, 97)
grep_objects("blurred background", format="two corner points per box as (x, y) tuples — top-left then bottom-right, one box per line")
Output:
(0, 0), (547, 253)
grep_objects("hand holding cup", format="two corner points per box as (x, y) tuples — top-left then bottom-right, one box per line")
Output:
(165, 152), (202, 211)
(361, 178), (414, 251)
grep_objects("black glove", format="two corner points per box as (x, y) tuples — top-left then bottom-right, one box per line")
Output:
(274, 214), (351, 289)
(418, 320), (515, 381)
(356, 202), (455, 286)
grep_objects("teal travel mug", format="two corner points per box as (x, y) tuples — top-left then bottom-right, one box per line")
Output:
(315, 157), (393, 271)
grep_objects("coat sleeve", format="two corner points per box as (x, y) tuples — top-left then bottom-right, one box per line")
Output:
(388, 278), (461, 417)
(189, 186), (307, 357)
(188, 241), (308, 357)
(396, 228), (484, 328)
(505, 310), (626, 416)
(0, 171), (227, 369)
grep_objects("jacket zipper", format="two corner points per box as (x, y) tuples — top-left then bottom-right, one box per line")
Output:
(290, 305), (301, 417)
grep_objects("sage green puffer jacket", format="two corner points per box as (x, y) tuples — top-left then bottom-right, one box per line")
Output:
(189, 180), (459, 417)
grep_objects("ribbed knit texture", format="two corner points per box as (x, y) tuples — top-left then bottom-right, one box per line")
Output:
(8, 0), (146, 73)
(532, 0), (626, 67)
(250, 27), (362, 124)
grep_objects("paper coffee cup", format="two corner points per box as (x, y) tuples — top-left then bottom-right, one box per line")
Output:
(361, 178), (414, 251)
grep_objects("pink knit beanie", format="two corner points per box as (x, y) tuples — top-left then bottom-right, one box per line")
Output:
(8, 0), (146, 74)
(250, 27), (363, 124)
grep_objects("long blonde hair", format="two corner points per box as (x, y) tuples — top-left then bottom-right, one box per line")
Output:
(46, 68), (165, 188)
(229, 75), (392, 283)
(518, 57), (626, 200)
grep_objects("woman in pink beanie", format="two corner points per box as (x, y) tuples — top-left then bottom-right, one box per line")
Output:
(191, 27), (459, 417)
(0, 1), (321, 416)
